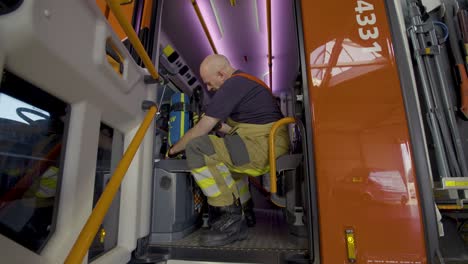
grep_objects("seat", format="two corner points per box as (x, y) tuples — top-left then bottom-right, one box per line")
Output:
(266, 117), (308, 237)
(270, 153), (303, 208)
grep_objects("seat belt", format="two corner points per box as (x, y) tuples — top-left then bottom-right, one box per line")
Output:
(213, 72), (275, 133)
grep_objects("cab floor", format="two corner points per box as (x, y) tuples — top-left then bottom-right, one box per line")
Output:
(151, 208), (308, 251)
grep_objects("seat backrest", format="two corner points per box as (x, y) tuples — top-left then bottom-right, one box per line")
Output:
(276, 154), (302, 173)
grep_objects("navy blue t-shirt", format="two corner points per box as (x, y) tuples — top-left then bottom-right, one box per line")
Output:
(205, 71), (283, 124)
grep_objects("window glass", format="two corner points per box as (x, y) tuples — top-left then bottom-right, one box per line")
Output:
(0, 70), (67, 252)
(89, 123), (123, 261)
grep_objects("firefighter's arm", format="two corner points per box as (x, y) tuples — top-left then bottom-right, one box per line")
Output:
(218, 123), (232, 134)
(169, 115), (219, 155)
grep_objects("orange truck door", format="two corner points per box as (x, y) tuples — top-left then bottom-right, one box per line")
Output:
(299, 0), (429, 263)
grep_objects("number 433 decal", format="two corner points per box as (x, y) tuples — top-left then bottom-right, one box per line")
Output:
(355, 0), (382, 53)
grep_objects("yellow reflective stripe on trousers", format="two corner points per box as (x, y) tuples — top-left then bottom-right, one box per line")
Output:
(216, 163), (235, 188)
(229, 166), (269, 177)
(191, 166), (221, 197)
(180, 94), (185, 139)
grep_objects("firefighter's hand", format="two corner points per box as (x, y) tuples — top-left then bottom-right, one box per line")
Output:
(167, 147), (180, 158)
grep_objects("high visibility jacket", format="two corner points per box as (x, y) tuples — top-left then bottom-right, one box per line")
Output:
(34, 166), (58, 198)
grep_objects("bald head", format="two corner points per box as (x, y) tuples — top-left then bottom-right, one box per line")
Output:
(200, 54), (230, 75)
(200, 54), (236, 91)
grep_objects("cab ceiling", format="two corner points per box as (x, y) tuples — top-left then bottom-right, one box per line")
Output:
(160, 0), (299, 94)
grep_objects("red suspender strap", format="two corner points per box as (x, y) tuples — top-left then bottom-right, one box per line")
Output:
(231, 72), (271, 92)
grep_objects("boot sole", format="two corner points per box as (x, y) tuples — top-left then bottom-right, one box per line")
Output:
(201, 226), (248, 247)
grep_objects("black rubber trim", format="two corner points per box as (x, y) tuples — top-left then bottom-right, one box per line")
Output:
(145, 246), (308, 264)
(167, 51), (180, 63)
(146, 0), (158, 60)
(137, 28), (149, 66)
(294, 0), (321, 263)
(0, 0), (23, 16)
(131, 0), (144, 35)
(179, 65), (189, 75)
(188, 77), (197, 86)
(0, 70), (67, 117)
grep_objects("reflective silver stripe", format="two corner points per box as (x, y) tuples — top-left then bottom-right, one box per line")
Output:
(216, 163), (235, 188)
(239, 190), (251, 204)
(216, 163), (230, 174)
(192, 167), (221, 197)
(35, 185), (56, 198)
(198, 182), (221, 198)
(236, 176), (247, 189)
(236, 177), (251, 204)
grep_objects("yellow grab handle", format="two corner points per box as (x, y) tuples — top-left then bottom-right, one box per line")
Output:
(64, 105), (157, 264)
(268, 117), (296, 193)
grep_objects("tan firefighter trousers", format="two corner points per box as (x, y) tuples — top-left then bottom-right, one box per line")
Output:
(185, 119), (289, 207)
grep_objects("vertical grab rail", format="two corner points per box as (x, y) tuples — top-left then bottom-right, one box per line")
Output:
(269, 117), (296, 193)
(64, 104), (157, 264)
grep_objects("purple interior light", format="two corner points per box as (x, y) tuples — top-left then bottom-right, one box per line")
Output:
(271, 1), (299, 94)
(160, 0), (299, 95)
(196, 0), (236, 62)
(134, 0), (145, 35)
(196, 0), (269, 79)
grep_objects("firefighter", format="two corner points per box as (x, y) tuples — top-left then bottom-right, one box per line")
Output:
(168, 54), (289, 247)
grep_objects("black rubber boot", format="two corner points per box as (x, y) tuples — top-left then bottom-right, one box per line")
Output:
(243, 199), (256, 227)
(200, 199), (248, 247)
(207, 204), (222, 227)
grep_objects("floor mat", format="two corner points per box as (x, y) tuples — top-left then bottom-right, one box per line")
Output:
(152, 208), (308, 251)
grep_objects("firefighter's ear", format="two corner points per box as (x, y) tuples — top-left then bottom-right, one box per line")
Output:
(218, 68), (231, 81)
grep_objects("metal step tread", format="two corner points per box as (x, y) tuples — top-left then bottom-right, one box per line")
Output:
(150, 209), (308, 251)
(445, 259), (468, 264)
